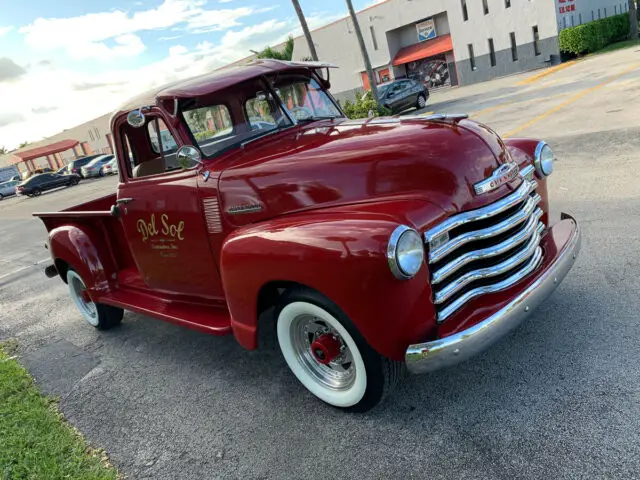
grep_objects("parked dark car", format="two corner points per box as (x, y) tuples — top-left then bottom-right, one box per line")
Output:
(0, 179), (20, 200)
(378, 78), (429, 114)
(66, 154), (104, 178)
(16, 173), (80, 197)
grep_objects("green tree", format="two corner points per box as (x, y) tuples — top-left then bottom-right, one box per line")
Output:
(19, 141), (30, 149)
(256, 36), (295, 61)
(0, 146), (7, 154)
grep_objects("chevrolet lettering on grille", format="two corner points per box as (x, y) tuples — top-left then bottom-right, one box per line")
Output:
(474, 162), (520, 195)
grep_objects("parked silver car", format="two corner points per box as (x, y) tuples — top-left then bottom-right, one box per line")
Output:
(80, 155), (114, 178)
(0, 179), (20, 200)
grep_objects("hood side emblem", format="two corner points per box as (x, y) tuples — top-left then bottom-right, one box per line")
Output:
(474, 162), (520, 195)
(227, 204), (263, 215)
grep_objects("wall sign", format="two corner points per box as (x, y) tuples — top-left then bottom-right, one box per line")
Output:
(416, 19), (436, 42)
(557, 0), (576, 14)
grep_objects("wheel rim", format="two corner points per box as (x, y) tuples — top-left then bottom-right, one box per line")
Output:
(290, 314), (356, 390)
(277, 302), (367, 407)
(418, 96), (426, 108)
(34, 190), (41, 196)
(67, 271), (99, 326)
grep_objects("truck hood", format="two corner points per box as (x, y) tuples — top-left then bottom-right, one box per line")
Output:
(218, 117), (517, 227)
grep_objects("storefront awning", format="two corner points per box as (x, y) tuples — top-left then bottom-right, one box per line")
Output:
(10, 139), (79, 164)
(392, 34), (453, 67)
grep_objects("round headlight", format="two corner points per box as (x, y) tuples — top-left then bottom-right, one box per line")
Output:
(534, 141), (554, 177)
(387, 226), (424, 279)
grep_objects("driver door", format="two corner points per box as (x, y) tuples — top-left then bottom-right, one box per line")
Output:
(116, 112), (224, 299)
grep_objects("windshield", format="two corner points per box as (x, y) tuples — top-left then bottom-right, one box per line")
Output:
(182, 75), (343, 159)
(86, 156), (110, 167)
(378, 84), (391, 98)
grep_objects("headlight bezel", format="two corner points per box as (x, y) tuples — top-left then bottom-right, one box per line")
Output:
(387, 225), (425, 280)
(534, 141), (554, 177)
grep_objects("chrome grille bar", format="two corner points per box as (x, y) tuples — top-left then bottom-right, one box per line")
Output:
(425, 168), (544, 323)
(434, 223), (544, 304)
(432, 208), (544, 285)
(437, 247), (543, 322)
(424, 179), (537, 243)
(429, 193), (541, 263)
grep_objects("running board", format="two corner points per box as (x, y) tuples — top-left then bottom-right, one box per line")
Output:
(104, 289), (232, 336)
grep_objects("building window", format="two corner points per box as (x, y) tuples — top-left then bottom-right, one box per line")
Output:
(604, 7), (607, 17)
(370, 26), (378, 51)
(461, 0), (468, 21)
(468, 44), (476, 71)
(614, 5), (617, 14)
(94, 127), (100, 139)
(562, 16), (567, 29)
(533, 26), (541, 56)
(483, 0), (489, 15)
(510, 32), (518, 61)
(592, 10), (594, 21)
(571, 15), (574, 27)
(505, 0), (511, 8)
(598, 8), (601, 19)
(88, 130), (94, 142)
(488, 38), (496, 66)
(579, 13), (582, 24)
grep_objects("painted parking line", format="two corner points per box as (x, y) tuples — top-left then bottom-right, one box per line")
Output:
(516, 60), (578, 85)
(0, 258), (51, 281)
(503, 62), (640, 138)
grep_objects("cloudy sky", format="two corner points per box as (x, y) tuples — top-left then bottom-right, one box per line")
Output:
(0, 0), (382, 150)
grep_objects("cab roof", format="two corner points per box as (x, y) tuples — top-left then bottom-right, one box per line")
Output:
(115, 59), (336, 114)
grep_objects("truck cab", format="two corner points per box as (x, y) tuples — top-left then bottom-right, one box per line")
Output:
(35, 60), (580, 412)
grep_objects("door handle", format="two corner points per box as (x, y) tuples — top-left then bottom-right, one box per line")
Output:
(116, 197), (133, 205)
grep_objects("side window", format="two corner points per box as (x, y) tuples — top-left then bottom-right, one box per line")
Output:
(148, 118), (178, 154)
(183, 105), (233, 147)
(245, 95), (282, 131)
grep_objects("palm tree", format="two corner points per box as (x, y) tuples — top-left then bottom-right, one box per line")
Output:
(0, 146), (7, 154)
(629, 0), (638, 40)
(345, 0), (379, 103)
(256, 36), (295, 61)
(291, 0), (318, 61)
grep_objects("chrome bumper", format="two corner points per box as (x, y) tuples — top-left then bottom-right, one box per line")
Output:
(405, 213), (581, 374)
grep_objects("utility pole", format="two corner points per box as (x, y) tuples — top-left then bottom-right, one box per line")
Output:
(345, 0), (379, 103)
(629, 0), (638, 40)
(291, 0), (319, 61)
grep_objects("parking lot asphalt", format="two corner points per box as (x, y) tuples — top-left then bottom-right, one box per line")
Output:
(1, 46), (639, 479)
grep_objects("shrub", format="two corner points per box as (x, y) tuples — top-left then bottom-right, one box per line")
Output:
(341, 91), (392, 119)
(559, 13), (631, 55)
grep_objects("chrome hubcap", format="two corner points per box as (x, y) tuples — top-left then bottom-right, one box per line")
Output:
(418, 96), (426, 107)
(70, 275), (97, 320)
(291, 314), (356, 391)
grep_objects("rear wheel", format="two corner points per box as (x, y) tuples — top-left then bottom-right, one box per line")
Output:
(0, 194), (3, 201)
(417, 94), (427, 109)
(276, 288), (402, 412)
(66, 270), (123, 330)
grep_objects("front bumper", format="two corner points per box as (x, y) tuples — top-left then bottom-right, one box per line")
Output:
(405, 213), (581, 374)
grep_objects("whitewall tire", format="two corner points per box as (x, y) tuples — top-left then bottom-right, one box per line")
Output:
(66, 269), (124, 330)
(276, 288), (403, 412)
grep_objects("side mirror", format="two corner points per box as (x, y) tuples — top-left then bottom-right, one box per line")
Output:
(176, 145), (203, 168)
(127, 109), (146, 128)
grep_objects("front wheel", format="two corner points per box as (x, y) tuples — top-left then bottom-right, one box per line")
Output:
(276, 288), (402, 412)
(32, 189), (41, 197)
(66, 270), (123, 330)
(417, 94), (427, 109)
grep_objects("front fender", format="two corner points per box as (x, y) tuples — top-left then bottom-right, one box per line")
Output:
(49, 224), (115, 297)
(221, 199), (443, 361)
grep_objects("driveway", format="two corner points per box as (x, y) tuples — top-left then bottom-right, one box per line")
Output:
(1, 47), (639, 479)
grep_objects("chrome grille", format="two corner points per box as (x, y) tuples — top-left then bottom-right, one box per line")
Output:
(425, 166), (544, 322)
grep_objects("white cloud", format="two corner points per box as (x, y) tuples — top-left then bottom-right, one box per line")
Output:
(0, 14), (300, 149)
(169, 45), (189, 56)
(19, 0), (257, 60)
(0, 26), (13, 36)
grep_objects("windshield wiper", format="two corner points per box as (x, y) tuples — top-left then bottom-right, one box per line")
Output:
(296, 116), (340, 123)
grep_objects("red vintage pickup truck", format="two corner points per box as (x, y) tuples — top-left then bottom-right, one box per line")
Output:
(35, 60), (580, 412)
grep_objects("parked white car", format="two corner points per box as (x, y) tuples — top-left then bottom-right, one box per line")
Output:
(101, 158), (119, 176)
(80, 155), (114, 178)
